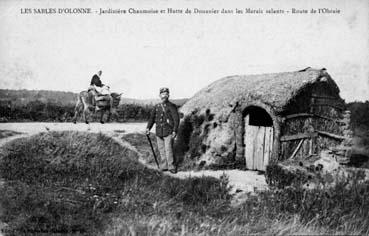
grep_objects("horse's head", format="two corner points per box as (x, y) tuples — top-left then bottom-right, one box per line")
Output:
(110, 92), (122, 108)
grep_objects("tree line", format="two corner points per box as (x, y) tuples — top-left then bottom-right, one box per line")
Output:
(0, 89), (367, 126)
(0, 89), (189, 122)
(0, 100), (368, 124)
(347, 101), (369, 130)
(0, 100), (155, 122)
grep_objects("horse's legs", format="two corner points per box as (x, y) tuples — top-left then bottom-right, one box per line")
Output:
(72, 108), (79, 124)
(72, 100), (81, 124)
(83, 108), (90, 124)
(107, 108), (118, 123)
(106, 109), (112, 123)
(80, 94), (91, 124)
(100, 110), (105, 124)
(104, 96), (114, 123)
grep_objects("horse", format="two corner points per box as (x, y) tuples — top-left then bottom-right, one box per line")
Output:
(72, 90), (122, 124)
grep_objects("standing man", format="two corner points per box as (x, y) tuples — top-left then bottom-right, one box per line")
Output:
(146, 87), (180, 174)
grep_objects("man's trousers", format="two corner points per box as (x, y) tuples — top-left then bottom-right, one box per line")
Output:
(156, 135), (175, 170)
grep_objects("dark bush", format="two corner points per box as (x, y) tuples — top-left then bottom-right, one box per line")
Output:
(161, 174), (232, 209)
(265, 163), (311, 188)
(347, 101), (369, 130)
(245, 170), (369, 232)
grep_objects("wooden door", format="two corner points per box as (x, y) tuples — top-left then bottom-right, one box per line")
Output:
(244, 115), (273, 171)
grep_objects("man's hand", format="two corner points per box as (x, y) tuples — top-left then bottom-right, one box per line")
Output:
(145, 128), (150, 135)
(172, 132), (177, 139)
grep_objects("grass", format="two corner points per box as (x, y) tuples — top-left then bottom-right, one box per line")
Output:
(103, 170), (369, 235)
(121, 132), (160, 166)
(0, 131), (232, 235)
(120, 131), (208, 170)
(0, 131), (143, 234)
(1, 131), (369, 235)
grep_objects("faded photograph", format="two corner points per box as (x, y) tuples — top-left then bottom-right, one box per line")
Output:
(0, 0), (368, 235)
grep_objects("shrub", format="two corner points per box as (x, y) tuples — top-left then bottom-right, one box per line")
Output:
(103, 171), (369, 235)
(347, 101), (369, 130)
(265, 163), (312, 188)
(261, 166), (369, 233)
(162, 174), (232, 206)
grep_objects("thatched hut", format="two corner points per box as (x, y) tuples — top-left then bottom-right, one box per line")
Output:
(176, 67), (349, 170)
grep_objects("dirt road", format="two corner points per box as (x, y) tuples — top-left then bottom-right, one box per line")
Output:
(0, 122), (145, 136)
(0, 122), (268, 197)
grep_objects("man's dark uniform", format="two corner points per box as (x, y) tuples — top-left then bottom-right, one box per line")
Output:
(147, 101), (180, 138)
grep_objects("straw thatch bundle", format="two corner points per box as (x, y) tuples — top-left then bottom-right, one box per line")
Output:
(181, 68), (339, 118)
(176, 68), (346, 170)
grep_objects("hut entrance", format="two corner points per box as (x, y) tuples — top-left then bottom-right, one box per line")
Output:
(243, 106), (273, 171)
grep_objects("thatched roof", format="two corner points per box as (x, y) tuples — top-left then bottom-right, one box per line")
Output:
(181, 68), (340, 117)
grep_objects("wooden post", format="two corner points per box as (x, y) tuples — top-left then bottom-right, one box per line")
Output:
(244, 115), (251, 169)
(309, 97), (316, 156)
(310, 97), (315, 113)
(308, 124), (315, 155)
(290, 139), (304, 159)
(255, 127), (265, 170)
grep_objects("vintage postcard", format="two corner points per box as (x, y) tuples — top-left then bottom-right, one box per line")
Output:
(0, 0), (368, 235)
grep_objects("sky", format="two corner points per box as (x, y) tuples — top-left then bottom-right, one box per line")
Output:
(0, 0), (368, 101)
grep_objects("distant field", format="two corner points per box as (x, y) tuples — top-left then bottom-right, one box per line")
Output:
(0, 89), (187, 107)
(0, 89), (187, 122)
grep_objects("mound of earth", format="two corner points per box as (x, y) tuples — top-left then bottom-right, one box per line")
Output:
(0, 131), (232, 235)
(121, 132), (159, 166)
(0, 131), (155, 234)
